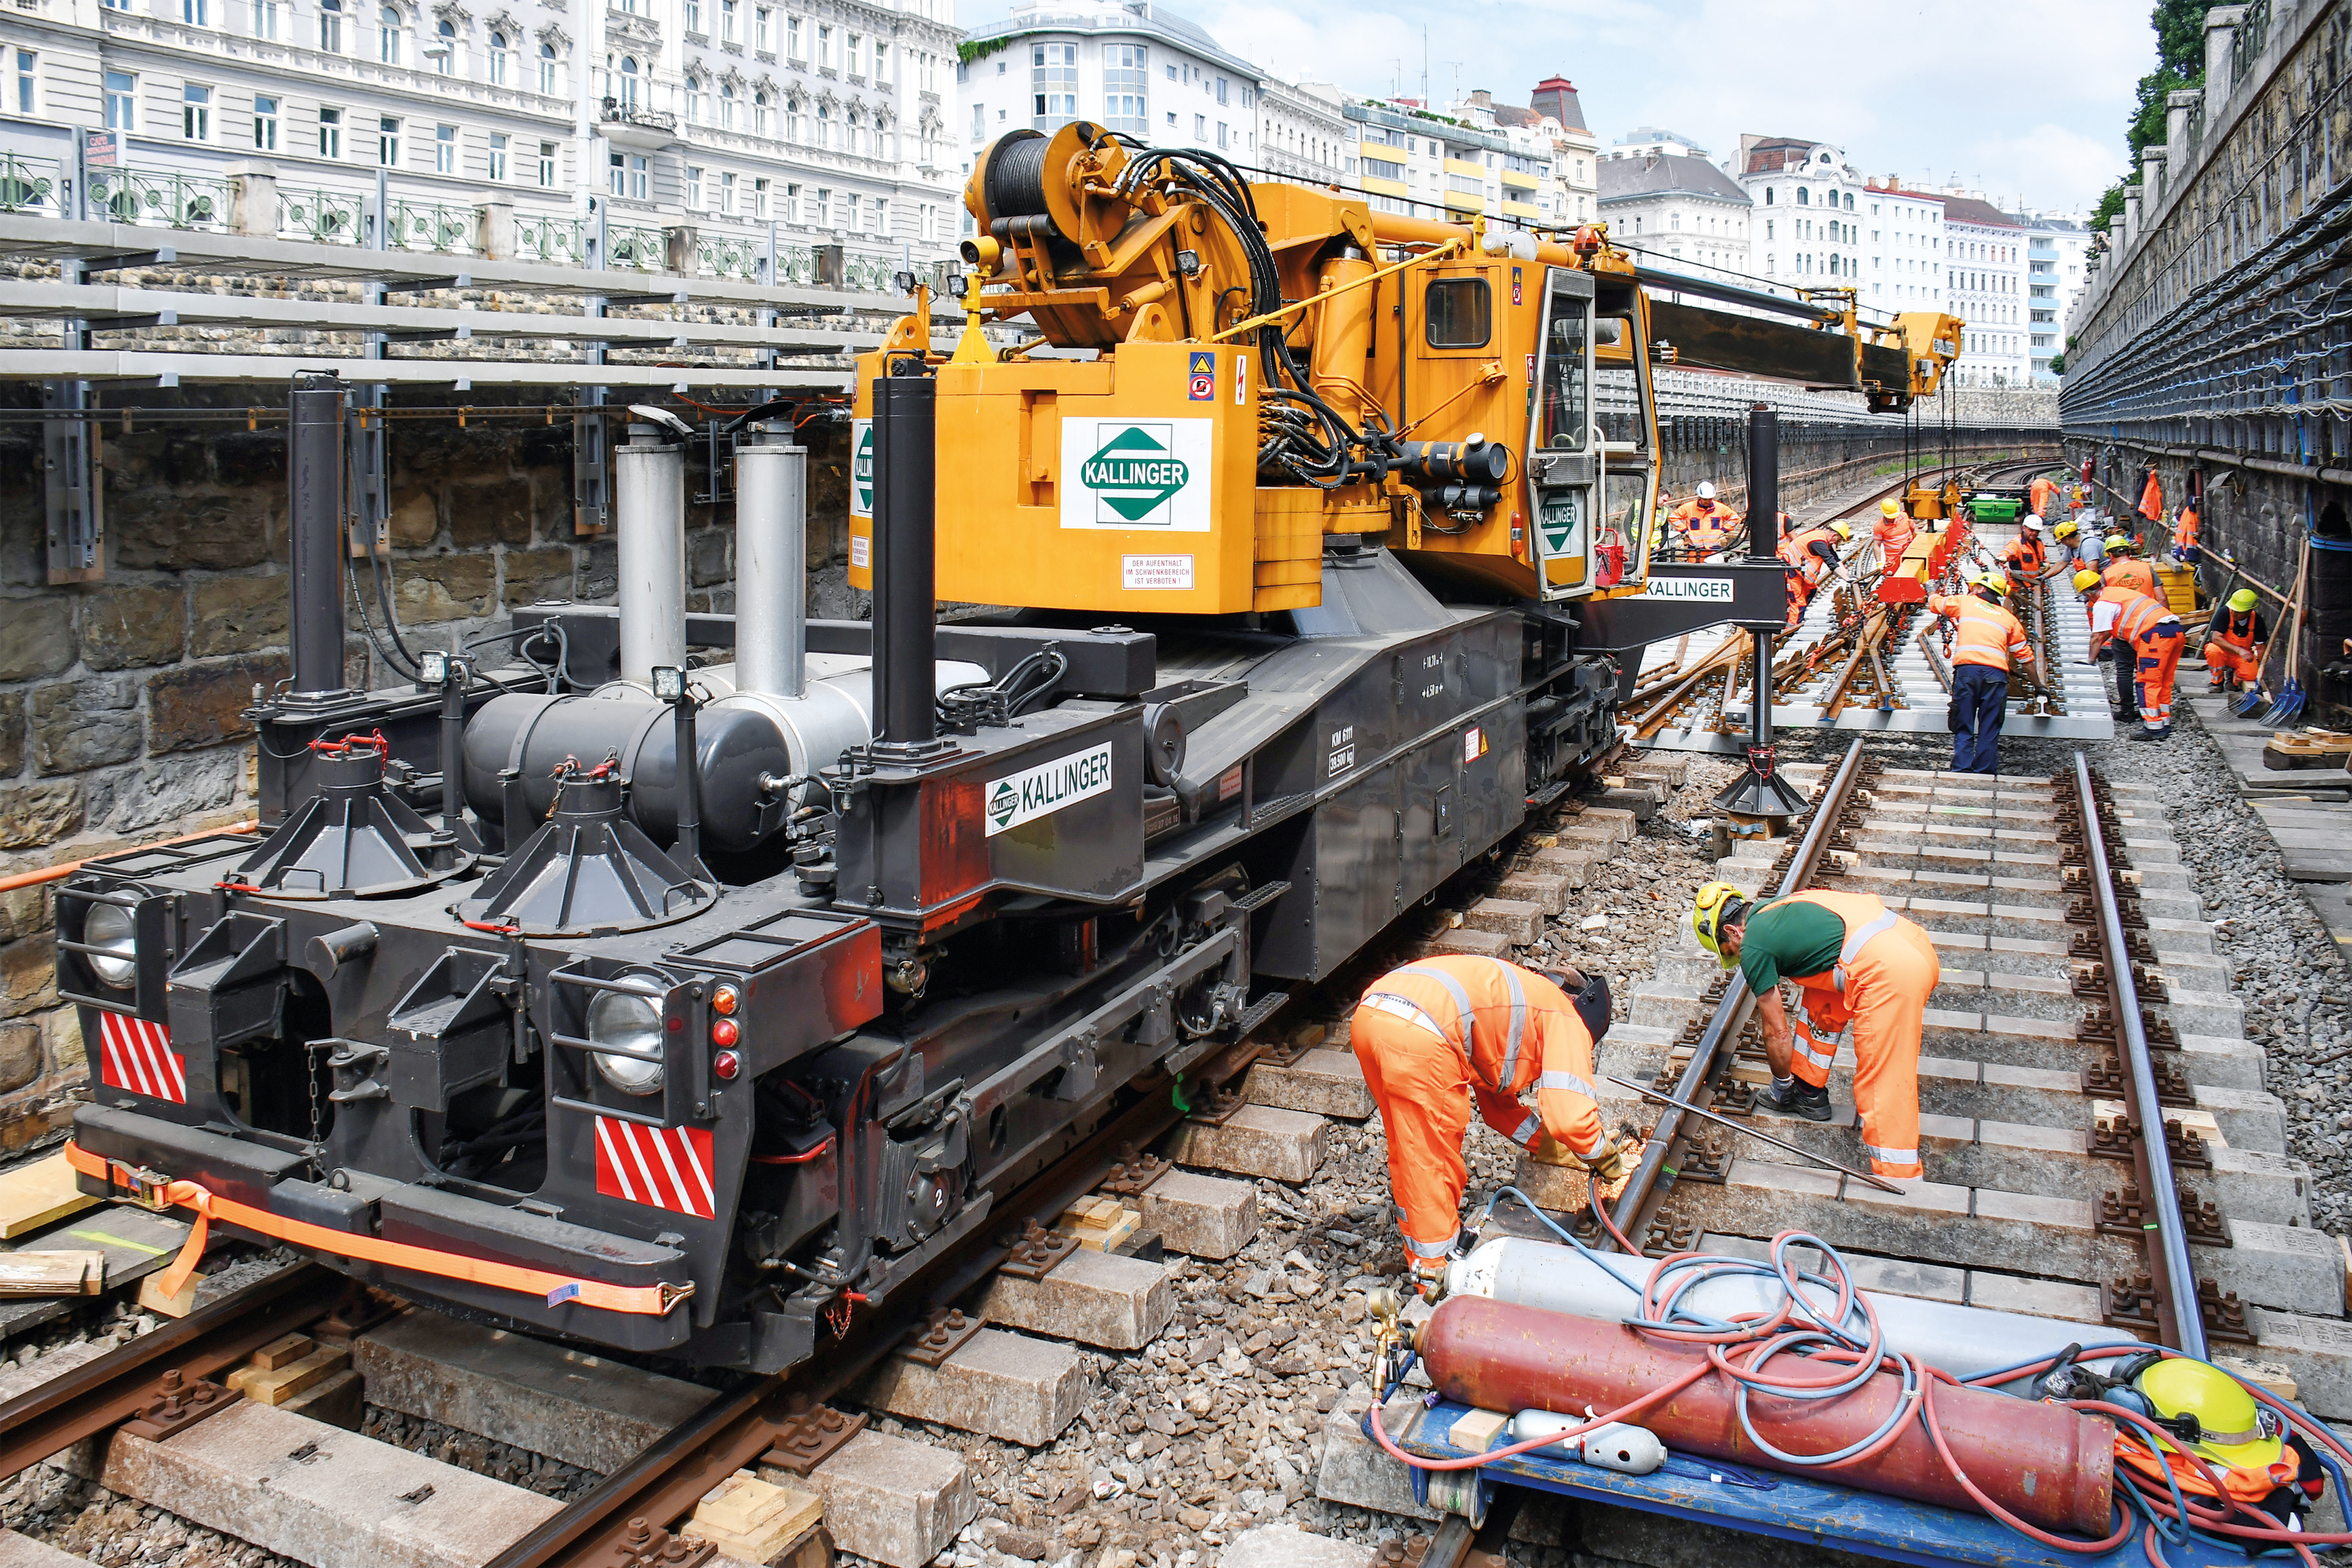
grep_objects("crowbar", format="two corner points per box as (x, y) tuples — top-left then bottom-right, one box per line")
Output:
(1604, 1074), (1905, 1194)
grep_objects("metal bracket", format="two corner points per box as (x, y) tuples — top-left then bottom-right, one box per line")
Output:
(1097, 1144), (1171, 1198)
(995, 1218), (1078, 1280)
(898, 1306), (984, 1367)
(758, 1402), (868, 1478)
(591, 1520), (717, 1568)
(120, 1369), (241, 1441)
(43, 379), (102, 584)
(347, 386), (387, 558)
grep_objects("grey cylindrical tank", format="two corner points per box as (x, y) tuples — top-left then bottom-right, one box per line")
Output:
(616, 428), (688, 684)
(695, 657), (991, 777)
(1446, 1237), (2145, 1388)
(462, 690), (788, 853)
(735, 436), (808, 700)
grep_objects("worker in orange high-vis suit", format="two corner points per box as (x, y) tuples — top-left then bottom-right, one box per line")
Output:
(2204, 587), (2267, 694)
(1668, 482), (1740, 558)
(2114, 587), (2186, 742)
(2078, 566), (2150, 723)
(2029, 473), (2059, 522)
(1693, 884), (1938, 1180)
(1872, 498), (1915, 575)
(2000, 515), (2050, 595)
(1927, 571), (2035, 774)
(1779, 520), (1849, 626)
(2171, 500), (2202, 563)
(2103, 536), (2159, 601)
(1350, 956), (1621, 1299)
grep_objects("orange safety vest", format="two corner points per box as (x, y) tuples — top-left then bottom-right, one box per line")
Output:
(1781, 526), (1842, 585)
(1357, 956), (1604, 1147)
(2003, 533), (2046, 576)
(2103, 557), (2158, 600)
(1873, 515), (1916, 552)
(2115, 1431), (2297, 1509)
(2209, 604), (2262, 655)
(1671, 500), (1737, 550)
(1768, 889), (1907, 992)
(2114, 590), (2178, 646)
(2139, 471), (2165, 521)
(2029, 476), (2056, 517)
(2088, 583), (2142, 638)
(1928, 593), (2032, 670)
(2174, 504), (2201, 551)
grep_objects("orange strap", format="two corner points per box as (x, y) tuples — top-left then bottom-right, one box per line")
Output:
(64, 1140), (690, 1317)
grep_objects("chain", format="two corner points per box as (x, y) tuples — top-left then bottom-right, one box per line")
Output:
(306, 1041), (328, 1179)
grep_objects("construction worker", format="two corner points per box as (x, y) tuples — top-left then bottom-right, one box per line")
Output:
(1668, 482), (1740, 559)
(2050, 519), (2081, 571)
(1693, 884), (1938, 1179)
(2204, 587), (2267, 694)
(2116, 589), (2186, 741)
(2103, 535), (2160, 601)
(2171, 498), (2202, 563)
(1349, 956), (1623, 1299)
(2076, 567), (2140, 721)
(2029, 473), (2059, 521)
(1872, 497), (1916, 575)
(1928, 570), (2035, 774)
(2001, 515), (2050, 593)
(1779, 519), (1850, 625)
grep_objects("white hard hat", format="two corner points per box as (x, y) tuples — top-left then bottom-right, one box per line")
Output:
(2022, 513), (2044, 531)
(1695, 481), (1717, 500)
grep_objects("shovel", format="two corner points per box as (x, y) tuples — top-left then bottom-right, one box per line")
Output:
(2262, 542), (2311, 725)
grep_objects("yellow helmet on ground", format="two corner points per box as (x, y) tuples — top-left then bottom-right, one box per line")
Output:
(2073, 568), (2104, 593)
(2135, 1356), (2287, 1474)
(1880, 498), (1902, 517)
(2229, 588), (2258, 613)
(1693, 882), (1748, 967)
(1829, 521), (1852, 540)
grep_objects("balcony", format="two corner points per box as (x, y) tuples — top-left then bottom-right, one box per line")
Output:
(601, 99), (681, 148)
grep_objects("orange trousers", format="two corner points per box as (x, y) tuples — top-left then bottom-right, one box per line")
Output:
(2205, 637), (2260, 689)
(2134, 622), (2186, 729)
(1351, 1008), (1535, 1262)
(1785, 921), (1939, 1177)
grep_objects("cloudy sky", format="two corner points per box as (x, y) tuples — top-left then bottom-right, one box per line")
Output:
(967, 0), (2155, 213)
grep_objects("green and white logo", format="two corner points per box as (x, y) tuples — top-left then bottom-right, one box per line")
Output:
(983, 742), (1115, 837)
(1539, 490), (1584, 558)
(1081, 425), (1190, 523)
(849, 420), (874, 519)
(1060, 418), (1212, 532)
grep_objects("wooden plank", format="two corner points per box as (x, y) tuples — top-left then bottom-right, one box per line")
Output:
(0, 1154), (100, 1239)
(226, 1343), (351, 1406)
(250, 1333), (317, 1371)
(0, 1250), (101, 1297)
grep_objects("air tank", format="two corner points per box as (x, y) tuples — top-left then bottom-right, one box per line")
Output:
(1309, 250), (1377, 427)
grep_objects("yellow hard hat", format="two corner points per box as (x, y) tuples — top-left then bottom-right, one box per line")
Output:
(2054, 521), (2079, 539)
(2074, 568), (2104, 593)
(1880, 498), (1902, 517)
(1976, 573), (2010, 597)
(1693, 882), (1747, 967)
(2229, 588), (2258, 613)
(2105, 534), (2134, 554)
(2134, 1357), (2286, 1476)
(1830, 521), (1852, 540)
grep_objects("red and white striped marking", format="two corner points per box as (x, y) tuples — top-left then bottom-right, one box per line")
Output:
(593, 1118), (716, 1220)
(97, 1012), (186, 1103)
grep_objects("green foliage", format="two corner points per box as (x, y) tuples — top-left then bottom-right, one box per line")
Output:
(2048, 353), (2067, 374)
(2092, 177), (2134, 229)
(956, 33), (1019, 65)
(2091, 0), (2226, 226)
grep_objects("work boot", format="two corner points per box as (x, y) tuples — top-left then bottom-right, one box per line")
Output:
(2128, 725), (2173, 742)
(1760, 1078), (1833, 1122)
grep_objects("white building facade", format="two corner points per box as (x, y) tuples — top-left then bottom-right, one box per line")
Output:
(1733, 136), (1950, 314)
(1936, 191), (2026, 385)
(0, 0), (958, 279)
(1257, 75), (1348, 183)
(2019, 212), (2091, 382)
(1596, 131), (1750, 284)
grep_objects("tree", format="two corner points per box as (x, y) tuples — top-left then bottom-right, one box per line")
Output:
(2093, 0), (2227, 219)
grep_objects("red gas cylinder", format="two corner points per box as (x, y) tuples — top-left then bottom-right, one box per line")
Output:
(1419, 1295), (2112, 1537)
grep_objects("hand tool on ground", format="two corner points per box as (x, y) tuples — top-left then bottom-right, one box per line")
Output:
(1604, 1074), (1905, 1193)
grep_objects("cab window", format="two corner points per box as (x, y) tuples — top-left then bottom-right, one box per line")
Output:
(1424, 278), (1490, 348)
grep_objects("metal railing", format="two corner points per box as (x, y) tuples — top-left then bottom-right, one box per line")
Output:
(278, 185), (364, 245)
(515, 212), (587, 266)
(2231, 0), (2273, 86)
(87, 165), (230, 230)
(389, 198), (475, 254)
(696, 231), (760, 280)
(599, 99), (678, 132)
(0, 151), (61, 216)
(605, 222), (667, 271)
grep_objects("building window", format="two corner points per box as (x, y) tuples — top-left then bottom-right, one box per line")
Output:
(1215, 119), (1226, 148)
(319, 104), (343, 156)
(719, 170), (735, 212)
(1102, 42), (1146, 137)
(786, 13), (800, 58)
(1193, 112), (1204, 138)
(754, 175), (769, 218)
(971, 101), (983, 143)
(13, 49), (34, 116)
(538, 42), (558, 93)
(377, 6), (399, 63)
(686, 164), (703, 207)
(816, 102), (829, 147)
(434, 121), (456, 171)
(873, 42), (887, 81)
(253, 92), (278, 148)
(721, 0), (736, 43)
(251, 0), (279, 36)
(754, 89), (771, 137)
(377, 114), (399, 164)
(754, 5), (770, 49)
(1215, 75), (1227, 104)
(1031, 41), (1075, 127)
(608, 150), (624, 193)
(318, 0), (343, 51)
(814, 185), (829, 225)
(684, 74), (703, 123)
(683, 0), (701, 28)
(181, 0), (209, 25)
(432, 16), (456, 71)
(617, 54), (640, 106)
(626, 153), (646, 199)
(488, 30), (509, 82)
(720, 82), (736, 129)
(785, 180), (799, 220)
(537, 139), (557, 185)
(486, 131), (507, 179)
(816, 23), (832, 68)
(182, 82), (212, 140)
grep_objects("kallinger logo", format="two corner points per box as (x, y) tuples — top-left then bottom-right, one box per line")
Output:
(987, 779), (1019, 830)
(1082, 424), (1191, 524)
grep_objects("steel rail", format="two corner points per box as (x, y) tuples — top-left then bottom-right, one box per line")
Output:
(0, 1260), (335, 1479)
(2070, 753), (2205, 1360)
(1608, 736), (1869, 1246)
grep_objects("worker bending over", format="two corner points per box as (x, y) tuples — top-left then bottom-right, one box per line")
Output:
(2001, 515), (2049, 593)
(1669, 482), (1740, 559)
(2029, 473), (2060, 522)
(1779, 520), (1850, 626)
(2078, 567), (2148, 723)
(1928, 571), (2034, 775)
(1872, 498), (1916, 576)
(1693, 885), (1938, 1179)
(2077, 567), (2183, 740)
(1350, 956), (1621, 1299)
(2205, 587), (2267, 694)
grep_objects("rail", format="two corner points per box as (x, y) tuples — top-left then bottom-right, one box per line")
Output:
(1608, 736), (1870, 1244)
(2068, 753), (2205, 1359)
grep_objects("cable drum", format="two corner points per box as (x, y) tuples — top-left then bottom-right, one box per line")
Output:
(981, 131), (1056, 225)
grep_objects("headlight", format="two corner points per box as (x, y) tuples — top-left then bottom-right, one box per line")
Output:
(84, 902), (137, 989)
(587, 988), (665, 1095)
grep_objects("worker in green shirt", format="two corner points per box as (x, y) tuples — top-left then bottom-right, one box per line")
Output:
(1693, 882), (1940, 1180)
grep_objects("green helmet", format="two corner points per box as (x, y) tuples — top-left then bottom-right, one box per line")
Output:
(2229, 588), (2258, 613)
(2105, 534), (2134, 554)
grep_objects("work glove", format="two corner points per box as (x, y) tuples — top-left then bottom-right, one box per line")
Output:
(1528, 1130), (1579, 1168)
(1585, 1136), (1630, 1185)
